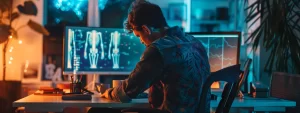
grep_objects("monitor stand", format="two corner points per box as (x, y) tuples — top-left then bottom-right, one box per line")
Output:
(84, 74), (100, 92)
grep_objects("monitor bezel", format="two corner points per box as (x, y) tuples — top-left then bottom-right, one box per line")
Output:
(62, 26), (135, 75)
(186, 32), (241, 66)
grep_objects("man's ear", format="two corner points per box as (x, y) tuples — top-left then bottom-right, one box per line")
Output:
(141, 25), (151, 35)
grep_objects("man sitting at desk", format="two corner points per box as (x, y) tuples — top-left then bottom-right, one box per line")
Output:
(90, 1), (211, 113)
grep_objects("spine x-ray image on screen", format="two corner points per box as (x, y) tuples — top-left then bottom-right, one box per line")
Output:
(108, 31), (121, 69)
(67, 29), (83, 72)
(84, 30), (105, 69)
(64, 27), (146, 74)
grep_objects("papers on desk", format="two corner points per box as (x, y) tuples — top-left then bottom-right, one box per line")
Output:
(34, 87), (64, 96)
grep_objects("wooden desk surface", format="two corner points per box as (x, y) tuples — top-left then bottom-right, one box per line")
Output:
(13, 94), (296, 110)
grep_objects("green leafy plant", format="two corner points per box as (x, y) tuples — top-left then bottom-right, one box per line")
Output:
(245, 0), (300, 74)
(0, 0), (49, 81)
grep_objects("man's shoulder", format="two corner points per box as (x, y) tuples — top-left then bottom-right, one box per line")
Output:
(140, 45), (162, 59)
(150, 36), (175, 50)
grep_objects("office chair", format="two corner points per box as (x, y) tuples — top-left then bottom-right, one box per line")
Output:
(222, 59), (252, 113)
(221, 58), (252, 113)
(241, 58), (252, 93)
(197, 64), (242, 113)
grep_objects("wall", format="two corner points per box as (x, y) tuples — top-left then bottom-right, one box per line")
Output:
(246, 0), (272, 85)
(0, 0), (44, 83)
(149, 0), (191, 32)
(191, 0), (228, 10)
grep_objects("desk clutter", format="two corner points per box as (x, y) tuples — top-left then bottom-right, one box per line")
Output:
(34, 79), (150, 101)
(62, 81), (94, 100)
(34, 82), (94, 100)
(34, 87), (64, 95)
(249, 81), (269, 98)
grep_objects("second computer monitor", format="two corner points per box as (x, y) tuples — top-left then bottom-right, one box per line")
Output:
(188, 32), (241, 72)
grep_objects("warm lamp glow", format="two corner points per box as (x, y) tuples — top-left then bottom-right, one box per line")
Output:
(9, 47), (13, 52)
(25, 60), (29, 67)
(8, 61), (12, 64)
(211, 82), (220, 89)
(9, 35), (13, 39)
(10, 57), (13, 60)
(18, 40), (22, 44)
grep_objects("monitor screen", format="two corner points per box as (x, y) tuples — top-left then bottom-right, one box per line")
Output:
(187, 32), (241, 72)
(63, 26), (146, 74)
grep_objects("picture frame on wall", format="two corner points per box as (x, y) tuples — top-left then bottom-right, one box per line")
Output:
(168, 3), (187, 21)
(42, 55), (63, 81)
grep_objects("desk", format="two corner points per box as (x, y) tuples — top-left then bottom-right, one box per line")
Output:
(13, 94), (296, 113)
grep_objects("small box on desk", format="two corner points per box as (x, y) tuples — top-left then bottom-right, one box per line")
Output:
(250, 81), (269, 98)
(34, 87), (64, 96)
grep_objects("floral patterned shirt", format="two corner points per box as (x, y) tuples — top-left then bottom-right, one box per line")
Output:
(106, 26), (211, 113)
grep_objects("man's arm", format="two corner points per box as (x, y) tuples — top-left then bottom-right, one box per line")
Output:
(148, 81), (164, 108)
(104, 45), (164, 102)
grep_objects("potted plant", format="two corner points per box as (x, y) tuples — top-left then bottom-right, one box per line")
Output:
(245, 0), (300, 75)
(245, 0), (300, 112)
(0, 0), (49, 113)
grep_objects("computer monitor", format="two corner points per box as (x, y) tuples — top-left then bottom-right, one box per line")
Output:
(63, 26), (146, 75)
(187, 32), (241, 88)
(187, 32), (241, 72)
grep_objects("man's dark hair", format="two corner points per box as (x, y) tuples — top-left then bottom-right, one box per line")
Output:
(124, 1), (168, 33)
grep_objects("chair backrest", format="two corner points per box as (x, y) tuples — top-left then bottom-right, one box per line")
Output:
(221, 59), (252, 113)
(215, 82), (235, 113)
(241, 58), (252, 93)
(197, 64), (242, 113)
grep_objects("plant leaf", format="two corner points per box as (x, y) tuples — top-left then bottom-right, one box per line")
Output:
(27, 20), (50, 36)
(17, 1), (38, 16)
(245, 0), (300, 74)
